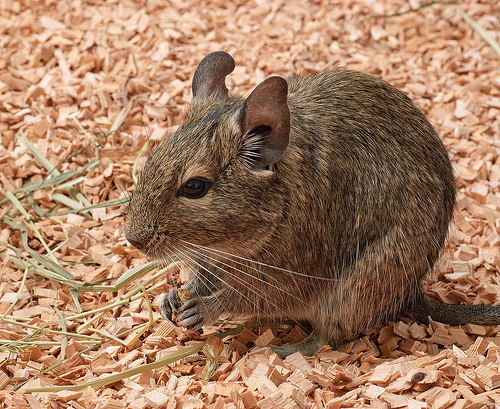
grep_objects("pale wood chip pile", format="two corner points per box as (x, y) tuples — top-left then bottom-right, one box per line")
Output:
(0, 0), (499, 407)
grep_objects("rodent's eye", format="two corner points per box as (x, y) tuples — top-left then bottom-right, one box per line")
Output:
(179, 178), (212, 199)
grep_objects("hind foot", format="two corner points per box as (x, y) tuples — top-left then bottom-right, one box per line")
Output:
(270, 333), (326, 358)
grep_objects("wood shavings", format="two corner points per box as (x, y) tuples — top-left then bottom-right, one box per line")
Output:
(0, 0), (499, 406)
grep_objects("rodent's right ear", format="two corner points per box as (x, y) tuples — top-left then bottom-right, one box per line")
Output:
(192, 51), (235, 100)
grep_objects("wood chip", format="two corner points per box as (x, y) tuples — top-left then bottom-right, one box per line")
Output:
(2, 0), (500, 407)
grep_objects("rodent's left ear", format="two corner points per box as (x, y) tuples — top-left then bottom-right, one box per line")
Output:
(192, 51), (235, 100)
(239, 76), (290, 170)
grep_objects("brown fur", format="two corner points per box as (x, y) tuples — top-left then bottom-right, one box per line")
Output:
(125, 52), (499, 357)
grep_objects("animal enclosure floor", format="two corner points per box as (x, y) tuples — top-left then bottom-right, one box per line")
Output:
(0, 0), (499, 408)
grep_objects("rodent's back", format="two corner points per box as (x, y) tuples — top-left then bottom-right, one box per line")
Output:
(277, 69), (456, 274)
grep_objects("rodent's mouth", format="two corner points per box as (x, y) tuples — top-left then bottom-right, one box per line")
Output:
(139, 241), (180, 262)
(144, 238), (247, 266)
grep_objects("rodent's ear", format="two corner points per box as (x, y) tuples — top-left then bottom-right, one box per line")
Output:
(192, 51), (235, 100)
(240, 76), (290, 170)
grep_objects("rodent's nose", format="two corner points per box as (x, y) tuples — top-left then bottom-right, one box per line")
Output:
(124, 227), (145, 251)
(125, 220), (158, 252)
(126, 236), (144, 251)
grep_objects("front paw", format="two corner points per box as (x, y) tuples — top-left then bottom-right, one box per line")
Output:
(160, 288), (183, 321)
(176, 298), (213, 331)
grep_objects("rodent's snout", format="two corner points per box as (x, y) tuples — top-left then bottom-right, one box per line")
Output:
(124, 223), (152, 252)
(125, 234), (144, 251)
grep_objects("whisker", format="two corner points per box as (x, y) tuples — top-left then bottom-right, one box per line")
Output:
(171, 244), (267, 317)
(182, 240), (339, 281)
(160, 251), (182, 288)
(171, 245), (234, 318)
(175, 253), (219, 302)
(182, 245), (311, 307)
(261, 246), (309, 302)
(116, 178), (132, 202)
(182, 246), (287, 311)
(184, 240), (309, 298)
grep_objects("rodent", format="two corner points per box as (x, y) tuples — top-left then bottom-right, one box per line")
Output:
(125, 51), (500, 357)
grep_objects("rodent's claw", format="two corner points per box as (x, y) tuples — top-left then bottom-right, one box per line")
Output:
(176, 298), (209, 331)
(160, 288), (182, 321)
(161, 288), (211, 331)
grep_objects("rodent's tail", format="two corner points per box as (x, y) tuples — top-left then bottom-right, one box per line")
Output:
(411, 295), (500, 326)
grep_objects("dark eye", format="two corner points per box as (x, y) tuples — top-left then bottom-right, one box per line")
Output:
(179, 178), (212, 199)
